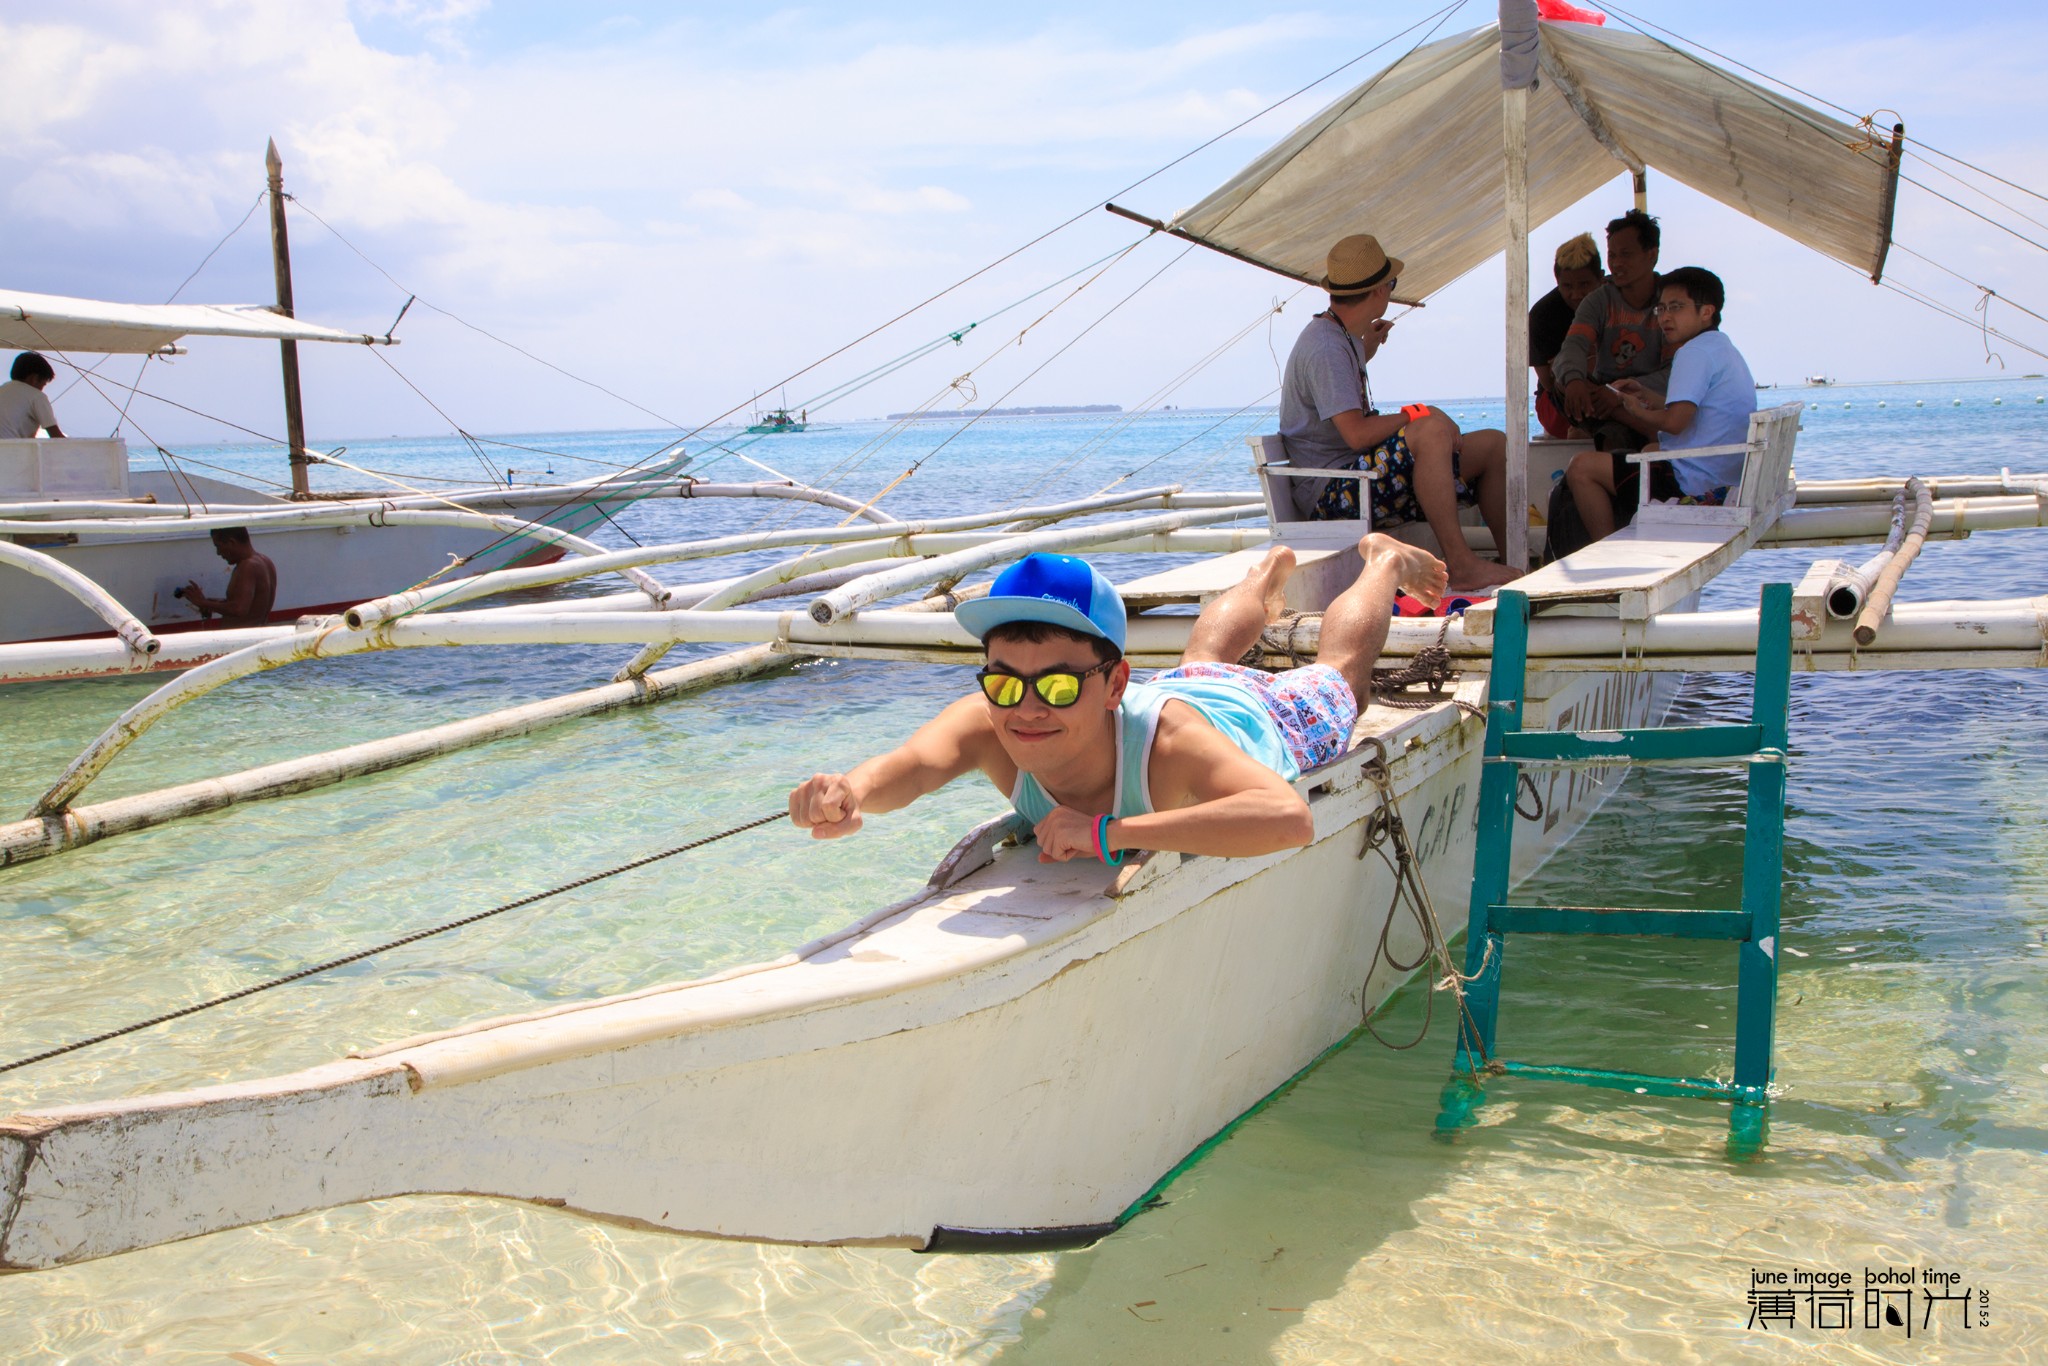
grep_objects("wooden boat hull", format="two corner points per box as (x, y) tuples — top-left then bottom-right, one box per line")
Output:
(0, 667), (1668, 1270)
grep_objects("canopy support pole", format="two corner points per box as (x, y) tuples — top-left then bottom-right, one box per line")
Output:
(1502, 84), (1531, 573)
(1871, 122), (1906, 283)
(1635, 169), (1649, 212)
(266, 139), (312, 500)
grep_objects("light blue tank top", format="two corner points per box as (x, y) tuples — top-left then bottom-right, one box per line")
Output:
(1008, 675), (1298, 825)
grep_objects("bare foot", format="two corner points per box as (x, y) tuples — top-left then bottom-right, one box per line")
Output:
(1359, 532), (1448, 609)
(1250, 543), (1297, 619)
(1445, 556), (1522, 593)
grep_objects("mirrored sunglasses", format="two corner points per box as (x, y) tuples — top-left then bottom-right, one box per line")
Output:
(976, 659), (1117, 708)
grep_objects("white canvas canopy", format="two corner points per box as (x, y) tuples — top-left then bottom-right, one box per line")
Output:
(0, 289), (394, 355)
(1163, 19), (1902, 301)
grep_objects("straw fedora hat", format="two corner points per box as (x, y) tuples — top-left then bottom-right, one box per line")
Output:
(1322, 234), (1404, 298)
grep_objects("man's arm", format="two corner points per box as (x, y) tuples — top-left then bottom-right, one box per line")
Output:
(184, 563), (261, 621)
(789, 695), (1008, 839)
(1330, 407), (1409, 452)
(1550, 291), (1603, 391)
(1356, 316), (1392, 365)
(1612, 380), (1696, 437)
(1033, 704), (1314, 862)
(31, 391), (63, 438)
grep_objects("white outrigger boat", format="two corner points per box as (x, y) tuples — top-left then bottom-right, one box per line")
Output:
(0, 143), (705, 663)
(5, 4), (2047, 1272)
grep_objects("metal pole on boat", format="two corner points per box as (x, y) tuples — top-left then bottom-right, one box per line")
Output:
(266, 139), (312, 500)
(1499, 1), (1537, 573)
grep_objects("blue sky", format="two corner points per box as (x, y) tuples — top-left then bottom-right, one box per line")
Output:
(6, 0), (2047, 445)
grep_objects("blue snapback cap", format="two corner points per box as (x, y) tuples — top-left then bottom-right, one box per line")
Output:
(954, 552), (1127, 653)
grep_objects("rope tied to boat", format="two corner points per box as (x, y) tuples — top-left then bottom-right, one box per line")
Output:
(1353, 737), (1493, 1076)
(0, 810), (789, 1079)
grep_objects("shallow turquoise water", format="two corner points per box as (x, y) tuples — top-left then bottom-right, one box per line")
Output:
(3, 385), (2048, 1361)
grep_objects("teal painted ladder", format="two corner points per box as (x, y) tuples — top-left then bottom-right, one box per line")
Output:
(1435, 583), (1793, 1157)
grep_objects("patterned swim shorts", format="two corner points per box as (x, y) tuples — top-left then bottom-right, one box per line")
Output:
(1311, 429), (1476, 529)
(1152, 661), (1359, 771)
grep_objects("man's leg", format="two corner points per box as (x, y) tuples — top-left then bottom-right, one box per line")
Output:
(1404, 414), (1518, 591)
(1182, 544), (1298, 665)
(1318, 533), (1449, 703)
(1453, 427), (1511, 561)
(1565, 446), (1620, 542)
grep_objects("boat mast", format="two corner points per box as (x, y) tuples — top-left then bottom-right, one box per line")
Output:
(265, 139), (312, 500)
(1499, 0), (1537, 573)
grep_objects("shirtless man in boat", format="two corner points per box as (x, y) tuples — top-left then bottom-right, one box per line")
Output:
(788, 534), (1446, 862)
(181, 527), (278, 628)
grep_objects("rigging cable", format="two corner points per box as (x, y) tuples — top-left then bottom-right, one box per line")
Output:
(1598, 2), (2048, 211)
(365, 346), (510, 489)
(285, 194), (695, 438)
(263, 6), (1473, 576)
(1015, 292), (1308, 506)
(1600, 2), (2048, 258)
(828, 243), (1196, 528)
(685, 0), (1479, 446)
(50, 188), (272, 414)
(759, 237), (1162, 533)
(0, 810), (790, 1079)
(27, 330), (212, 512)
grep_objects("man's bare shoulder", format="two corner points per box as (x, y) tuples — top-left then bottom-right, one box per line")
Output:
(1149, 695), (1223, 748)
(1144, 696), (1246, 806)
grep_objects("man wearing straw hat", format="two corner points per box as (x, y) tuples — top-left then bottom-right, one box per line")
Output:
(1278, 234), (1519, 592)
(789, 534), (1446, 864)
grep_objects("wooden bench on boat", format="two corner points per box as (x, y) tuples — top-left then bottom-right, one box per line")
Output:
(1465, 401), (1805, 637)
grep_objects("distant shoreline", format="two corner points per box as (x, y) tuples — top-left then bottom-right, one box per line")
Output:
(883, 404), (1123, 420)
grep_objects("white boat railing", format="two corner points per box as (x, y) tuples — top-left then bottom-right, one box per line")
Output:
(341, 487), (1254, 628)
(0, 540), (159, 664)
(808, 506), (1251, 625)
(23, 501), (1264, 818)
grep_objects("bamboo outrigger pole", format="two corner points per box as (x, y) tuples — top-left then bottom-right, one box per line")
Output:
(266, 138), (312, 500)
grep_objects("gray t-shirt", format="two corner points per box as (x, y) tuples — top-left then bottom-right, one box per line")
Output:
(1277, 313), (1371, 518)
(0, 379), (57, 439)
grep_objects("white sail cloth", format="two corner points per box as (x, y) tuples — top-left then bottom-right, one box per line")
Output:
(1169, 20), (1900, 302)
(0, 289), (392, 355)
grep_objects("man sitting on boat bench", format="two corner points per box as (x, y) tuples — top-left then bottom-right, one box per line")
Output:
(788, 536), (1447, 863)
(1559, 266), (1757, 543)
(1279, 233), (1518, 591)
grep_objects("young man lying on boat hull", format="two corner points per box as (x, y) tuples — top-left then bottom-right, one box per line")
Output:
(788, 534), (1447, 862)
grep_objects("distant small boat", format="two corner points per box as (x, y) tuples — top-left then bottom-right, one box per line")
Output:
(1804, 375), (1835, 387)
(745, 408), (807, 435)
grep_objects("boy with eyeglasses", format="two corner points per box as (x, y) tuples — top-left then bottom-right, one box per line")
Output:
(1559, 265), (1756, 543)
(788, 536), (1447, 864)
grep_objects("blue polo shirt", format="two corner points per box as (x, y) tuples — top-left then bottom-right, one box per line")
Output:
(1662, 330), (1757, 496)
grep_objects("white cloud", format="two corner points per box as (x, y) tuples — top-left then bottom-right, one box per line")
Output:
(8, 1), (2047, 445)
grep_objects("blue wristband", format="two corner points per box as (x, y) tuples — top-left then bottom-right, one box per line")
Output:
(1096, 813), (1123, 866)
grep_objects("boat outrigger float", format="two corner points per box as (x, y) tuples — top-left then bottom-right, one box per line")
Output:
(5, 3), (2048, 1270)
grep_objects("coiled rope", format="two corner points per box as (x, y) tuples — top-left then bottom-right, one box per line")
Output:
(1351, 737), (1494, 1073)
(0, 810), (788, 1079)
